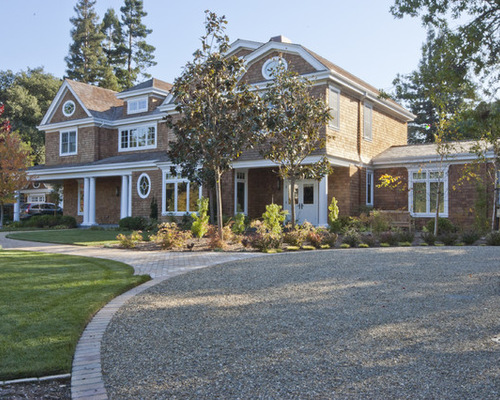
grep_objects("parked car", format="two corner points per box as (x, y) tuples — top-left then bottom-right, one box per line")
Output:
(20, 203), (63, 219)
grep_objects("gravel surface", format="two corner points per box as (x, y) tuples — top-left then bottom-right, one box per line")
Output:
(102, 247), (500, 399)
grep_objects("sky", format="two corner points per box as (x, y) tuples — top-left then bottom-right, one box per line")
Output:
(0, 0), (431, 92)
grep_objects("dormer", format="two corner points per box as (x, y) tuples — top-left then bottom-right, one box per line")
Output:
(117, 78), (173, 117)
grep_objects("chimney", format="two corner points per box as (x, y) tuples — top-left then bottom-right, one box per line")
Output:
(269, 35), (292, 43)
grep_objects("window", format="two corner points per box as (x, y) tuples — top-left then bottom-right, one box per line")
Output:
(137, 173), (151, 199)
(366, 170), (374, 206)
(28, 194), (45, 203)
(62, 100), (75, 117)
(127, 97), (148, 114)
(162, 172), (201, 215)
(409, 169), (448, 217)
(78, 180), (84, 215)
(119, 124), (156, 151)
(235, 171), (247, 214)
(363, 102), (373, 141)
(328, 86), (340, 129)
(60, 130), (77, 155)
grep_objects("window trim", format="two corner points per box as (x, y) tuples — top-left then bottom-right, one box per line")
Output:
(408, 167), (449, 217)
(363, 102), (373, 141)
(118, 123), (157, 152)
(137, 173), (151, 199)
(328, 86), (340, 130)
(234, 169), (248, 215)
(366, 170), (374, 206)
(60, 129), (78, 156)
(161, 170), (202, 216)
(127, 96), (148, 114)
(62, 100), (76, 117)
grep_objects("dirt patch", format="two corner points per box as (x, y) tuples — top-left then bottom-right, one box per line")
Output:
(0, 378), (70, 400)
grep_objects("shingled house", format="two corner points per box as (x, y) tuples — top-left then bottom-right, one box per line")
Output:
(29, 36), (491, 229)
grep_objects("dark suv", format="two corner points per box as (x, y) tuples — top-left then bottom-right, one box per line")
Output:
(20, 203), (63, 219)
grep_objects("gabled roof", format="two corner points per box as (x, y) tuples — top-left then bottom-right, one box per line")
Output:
(116, 78), (173, 99)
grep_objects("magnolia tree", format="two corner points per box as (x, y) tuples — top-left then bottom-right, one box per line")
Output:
(0, 104), (32, 228)
(167, 11), (262, 239)
(259, 62), (332, 229)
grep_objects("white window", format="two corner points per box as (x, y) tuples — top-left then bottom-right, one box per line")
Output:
(328, 86), (340, 130)
(28, 194), (45, 203)
(119, 124), (156, 151)
(162, 172), (202, 215)
(127, 97), (148, 114)
(137, 173), (151, 199)
(60, 129), (77, 155)
(409, 168), (448, 217)
(366, 170), (374, 206)
(363, 102), (373, 141)
(77, 180), (84, 215)
(234, 170), (248, 215)
(62, 100), (76, 117)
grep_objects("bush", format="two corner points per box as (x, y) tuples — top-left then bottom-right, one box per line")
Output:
(116, 231), (143, 249)
(150, 197), (158, 221)
(119, 216), (148, 231)
(378, 231), (399, 246)
(328, 196), (339, 231)
(24, 215), (77, 229)
(438, 232), (459, 246)
(150, 222), (192, 250)
(249, 220), (282, 251)
(358, 243), (369, 248)
(421, 231), (436, 245)
(426, 218), (456, 235)
(180, 213), (194, 230)
(462, 230), (481, 245)
(191, 197), (210, 239)
(283, 229), (306, 246)
(307, 230), (323, 248)
(319, 230), (338, 247)
(340, 243), (350, 248)
(370, 210), (389, 234)
(262, 204), (287, 235)
(232, 213), (246, 235)
(342, 228), (361, 247)
(485, 231), (500, 246)
(397, 230), (415, 244)
(361, 234), (376, 247)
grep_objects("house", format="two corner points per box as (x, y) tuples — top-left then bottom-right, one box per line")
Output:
(31, 35), (487, 230)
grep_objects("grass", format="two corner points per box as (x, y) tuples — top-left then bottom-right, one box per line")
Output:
(0, 250), (150, 380)
(6, 229), (133, 246)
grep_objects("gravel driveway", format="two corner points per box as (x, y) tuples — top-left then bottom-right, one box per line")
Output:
(102, 247), (500, 399)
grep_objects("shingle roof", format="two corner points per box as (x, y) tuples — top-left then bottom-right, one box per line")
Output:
(120, 78), (173, 94)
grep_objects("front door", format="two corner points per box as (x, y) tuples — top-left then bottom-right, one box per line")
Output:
(284, 180), (318, 225)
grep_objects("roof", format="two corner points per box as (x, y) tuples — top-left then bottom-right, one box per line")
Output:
(119, 78), (173, 94)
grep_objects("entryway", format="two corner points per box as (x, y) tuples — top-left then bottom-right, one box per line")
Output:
(284, 180), (319, 225)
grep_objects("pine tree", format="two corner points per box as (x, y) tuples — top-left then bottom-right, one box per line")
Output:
(100, 8), (126, 91)
(119, 0), (156, 88)
(65, 0), (107, 86)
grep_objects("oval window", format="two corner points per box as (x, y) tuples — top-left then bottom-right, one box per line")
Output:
(137, 173), (151, 198)
(63, 100), (76, 117)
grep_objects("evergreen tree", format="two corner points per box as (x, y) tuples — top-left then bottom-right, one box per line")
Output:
(65, 0), (107, 86)
(100, 8), (126, 91)
(119, 0), (156, 88)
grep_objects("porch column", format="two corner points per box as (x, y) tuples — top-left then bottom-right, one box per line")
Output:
(83, 177), (90, 226)
(13, 191), (20, 222)
(120, 175), (129, 220)
(127, 175), (132, 217)
(318, 174), (329, 226)
(88, 177), (96, 225)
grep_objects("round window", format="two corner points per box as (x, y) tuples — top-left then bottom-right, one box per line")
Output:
(262, 56), (288, 80)
(137, 173), (151, 199)
(32, 182), (40, 189)
(63, 100), (76, 117)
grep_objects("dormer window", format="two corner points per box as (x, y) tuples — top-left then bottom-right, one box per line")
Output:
(119, 123), (156, 151)
(127, 97), (148, 114)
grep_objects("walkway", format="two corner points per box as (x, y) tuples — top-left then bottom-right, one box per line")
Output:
(0, 232), (263, 399)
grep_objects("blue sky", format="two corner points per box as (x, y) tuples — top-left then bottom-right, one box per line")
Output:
(1, 0), (429, 91)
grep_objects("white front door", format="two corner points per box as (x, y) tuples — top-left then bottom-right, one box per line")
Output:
(284, 180), (319, 225)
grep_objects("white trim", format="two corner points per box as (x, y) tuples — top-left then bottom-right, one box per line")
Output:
(127, 96), (148, 114)
(62, 100), (76, 117)
(39, 114), (166, 132)
(366, 169), (374, 206)
(408, 166), (449, 218)
(262, 56), (288, 80)
(137, 173), (151, 199)
(77, 180), (84, 216)
(234, 169), (248, 215)
(231, 154), (354, 169)
(161, 170), (202, 216)
(226, 39), (263, 56)
(118, 122), (157, 152)
(116, 87), (170, 99)
(59, 128), (78, 156)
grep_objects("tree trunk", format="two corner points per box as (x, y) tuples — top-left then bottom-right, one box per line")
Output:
(290, 176), (296, 230)
(215, 168), (224, 240)
(0, 202), (4, 229)
(209, 188), (215, 225)
(434, 181), (441, 237)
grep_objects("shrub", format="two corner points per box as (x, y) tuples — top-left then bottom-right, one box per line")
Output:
(397, 230), (415, 244)
(438, 232), (459, 246)
(378, 231), (399, 246)
(150, 222), (192, 250)
(461, 230), (480, 245)
(340, 243), (350, 248)
(119, 216), (147, 231)
(283, 229), (306, 246)
(426, 218), (456, 235)
(307, 230), (323, 248)
(421, 231), (436, 245)
(361, 234), (376, 247)
(116, 231), (143, 249)
(358, 243), (369, 248)
(232, 212), (246, 235)
(180, 213), (194, 230)
(191, 197), (210, 239)
(286, 246), (300, 251)
(207, 225), (230, 250)
(249, 220), (282, 251)
(320, 230), (338, 247)
(150, 197), (158, 221)
(485, 231), (500, 246)
(24, 215), (77, 229)
(342, 228), (361, 247)
(328, 196), (339, 231)
(320, 244), (330, 249)
(302, 245), (315, 251)
(370, 210), (389, 234)
(262, 203), (287, 235)
(399, 241), (412, 247)
(380, 242), (390, 247)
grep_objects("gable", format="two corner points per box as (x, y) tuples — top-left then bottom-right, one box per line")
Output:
(241, 50), (320, 85)
(46, 88), (89, 125)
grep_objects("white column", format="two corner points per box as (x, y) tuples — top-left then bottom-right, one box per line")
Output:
(120, 175), (129, 220)
(127, 175), (132, 217)
(83, 177), (90, 226)
(318, 174), (329, 227)
(13, 191), (20, 222)
(89, 177), (96, 225)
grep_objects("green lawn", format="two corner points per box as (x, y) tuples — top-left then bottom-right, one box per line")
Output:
(6, 229), (133, 246)
(0, 250), (150, 380)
